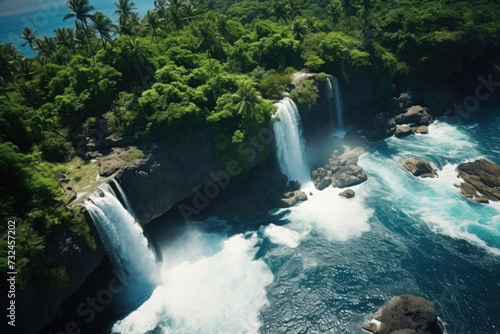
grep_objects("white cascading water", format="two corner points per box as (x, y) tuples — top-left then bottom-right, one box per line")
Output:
(327, 76), (346, 136)
(273, 97), (310, 183)
(86, 182), (157, 285)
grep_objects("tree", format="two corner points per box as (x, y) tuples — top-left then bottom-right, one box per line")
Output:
(292, 19), (308, 41)
(285, 0), (303, 21)
(181, 3), (198, 27)
(93, 11), (115, 47)
(341, 0), (358, 18)
(326, 0), (342, 28)
(233, 79), (261, 119)
(165, 3), (185, 32)
(20, 27), (38, 57)
(114, 0), (137, 35)
(361, 16), (381, 48)
(0, 43), (19, 82)
(143, 11), (164, 45)
(35, 37), (57, 58)
(15, 58), (38, 91)
(272, 0), (288, 24)
(122, 37), (149, 85)
(63, 0), (96, 62)
(0, 76), (10, 100)
(154, 0), (168, 18)
(54, 28), (76, 62)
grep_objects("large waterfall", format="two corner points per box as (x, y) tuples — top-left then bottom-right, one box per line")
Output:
(326, 76), (345, 134)
(86, 180), (157, 285)
(273, 98), (310, 183)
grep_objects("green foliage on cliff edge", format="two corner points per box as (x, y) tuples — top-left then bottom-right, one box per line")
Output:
(1, 0), (499, 292)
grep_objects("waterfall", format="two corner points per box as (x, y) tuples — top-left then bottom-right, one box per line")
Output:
(326, 76), (345, 134)
(86, 182), (157, 285)
(273, 98), (310, 183)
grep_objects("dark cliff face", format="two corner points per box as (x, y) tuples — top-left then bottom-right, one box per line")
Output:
(11, 223), (105, 334)
(118, 131), (223, 225)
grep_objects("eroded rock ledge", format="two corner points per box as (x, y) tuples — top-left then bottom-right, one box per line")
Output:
(456, 159), (500, 203)
(363, 295), (444, 334)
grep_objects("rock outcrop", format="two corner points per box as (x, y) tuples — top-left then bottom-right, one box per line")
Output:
(402, 158), (438, 178)
(362, 295), (444, 334)
(456, 159), (500, 203)
(312, 146), (368, 190)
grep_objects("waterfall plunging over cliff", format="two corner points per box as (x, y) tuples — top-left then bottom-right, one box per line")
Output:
(86, 182), (157, 285)
(273, 98), (310, 183)
(326, 76), (345, 135)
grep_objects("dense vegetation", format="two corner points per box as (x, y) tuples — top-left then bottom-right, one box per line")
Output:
(1, 0), (499, 291)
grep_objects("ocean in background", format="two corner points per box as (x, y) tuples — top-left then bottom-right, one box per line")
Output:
(0, 0), (156, 56)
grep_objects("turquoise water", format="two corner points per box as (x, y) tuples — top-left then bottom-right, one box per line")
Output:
(109, 111), (500, 333)
(0, 0), (155, 55)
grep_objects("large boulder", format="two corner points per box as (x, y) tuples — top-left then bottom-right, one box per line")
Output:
(366, 112), (397, 141)
(402, 158), (438, 178)
(394, 105), (433, 126)
(339, 189), (355, 198)
(362, 295), (444, 334)
(312, 146), (368, 190)
(456, 159), (500, 203)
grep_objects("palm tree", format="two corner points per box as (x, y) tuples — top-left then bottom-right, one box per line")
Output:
(93, 11), (115, 47)
(304, 16), (318, 33)
(114, 0), (137, 35)
(165, 4), (184, 32)
(217, 14), (232, 53)
(63, 0), (96, 62)
(35, 36), (57, 57)
(233, 79), (261, 119)
(341, 0), (358, 18)
(195, 22), (216, 68)
(122, 36), (148, 85)
(292, 19), (308, 41)
(0, 76), (11, 100)
(15, 58), (37, 86)
(285, 0), (303, 21)
(181, 3), (198, 27)
(272, 0), (288, 24)
(54, 28), (76, 61)
(0, 43), (19, 82)
(326, 0), (342, 28)
(143, 11), (164, 45)
(154, 0), (168, 18)
(361, 16), (381, 48)
(19, 27), (38, 57)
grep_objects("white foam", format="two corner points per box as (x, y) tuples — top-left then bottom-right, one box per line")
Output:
(112, 229), (274, 334)
(278, 182), (372, 242)
(262, 224), (301, 248)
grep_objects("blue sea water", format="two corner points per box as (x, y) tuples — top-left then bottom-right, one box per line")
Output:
(109, 110), (500, 333)
(0, 0), (155, 55)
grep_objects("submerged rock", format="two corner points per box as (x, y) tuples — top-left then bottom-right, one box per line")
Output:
(401, 158), (438, 178)
(362, 295), (444, 334)
(456, 159), (500, 203)
(339, 189), (355, 198)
